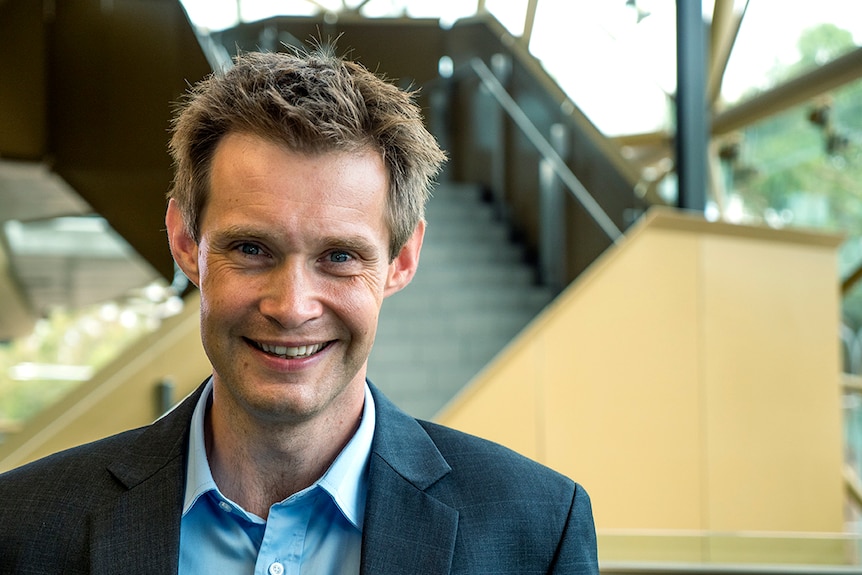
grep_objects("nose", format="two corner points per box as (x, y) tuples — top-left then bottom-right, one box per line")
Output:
(258, 259), (324, 329)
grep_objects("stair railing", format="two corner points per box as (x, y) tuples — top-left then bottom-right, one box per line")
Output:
(468, 57), (624, 245)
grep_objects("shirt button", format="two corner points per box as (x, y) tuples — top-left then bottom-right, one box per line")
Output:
(268, 562), (285, 575)
(218, 501), (232, 513)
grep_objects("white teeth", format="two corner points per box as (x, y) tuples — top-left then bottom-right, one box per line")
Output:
(259, 342), (325, 358)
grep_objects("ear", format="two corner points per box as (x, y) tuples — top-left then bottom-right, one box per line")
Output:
(384, 220), (424, 298)
(165, 198), (201, 287)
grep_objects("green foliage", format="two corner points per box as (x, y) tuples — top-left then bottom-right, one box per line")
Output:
(796, 24), (854, 69)
(729, 24), (862, 231)
(722, 23), (862, 327)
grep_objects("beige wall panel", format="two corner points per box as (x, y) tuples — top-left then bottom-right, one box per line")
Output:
(543, 228), (704, 530)
(597, 532), (705, 564)
(705, 534), (849, 565)
(599, 532), (850, 565)
(700, 236), (844, 532)
(439, 340), (542, 461)
(438, 209), (844, 546)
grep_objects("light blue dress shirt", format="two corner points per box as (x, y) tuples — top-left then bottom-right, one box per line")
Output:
(179, 379), (375, 575)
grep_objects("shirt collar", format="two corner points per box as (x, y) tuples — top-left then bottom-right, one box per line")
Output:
(183, 378), (376, 529)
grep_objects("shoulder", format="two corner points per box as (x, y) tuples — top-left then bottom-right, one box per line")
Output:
(0, 427), (151, 570)
(370, 384), (581, 501)
(0, 380), (203, 493)
(0, 393), (196, 570)
(0, 425), (148, 499)
(416, 419), (548, 467)
(414, 420), (597, 573)
(417, 419), (576, 492)
(0, 381), (201, 501)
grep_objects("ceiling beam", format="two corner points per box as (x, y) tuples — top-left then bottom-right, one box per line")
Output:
(615, 44), (862, 168)
(522, 0), (539, 47)
(713, 45), (862, 135)
(707, 0), (748, 106)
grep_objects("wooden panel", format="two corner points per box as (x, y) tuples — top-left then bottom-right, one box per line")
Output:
(542, 227), (703, 530)
(0, 0), (47, 159)
(438, 339), (541, 462)
(48, 0), (211, 280)
(701, 234), (844, 532)
(437, 208), (845, 545)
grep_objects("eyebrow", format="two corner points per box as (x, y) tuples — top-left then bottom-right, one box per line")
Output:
(317, 235), (380, 257)
(213, 225), (381, 256)
(211, 225), (268, 244)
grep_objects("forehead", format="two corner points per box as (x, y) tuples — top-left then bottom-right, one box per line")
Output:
(203, 132), (390, 240)
(212, 132), (385, 193)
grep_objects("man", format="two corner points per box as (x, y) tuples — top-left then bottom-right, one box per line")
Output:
(0, 49), (598, 574)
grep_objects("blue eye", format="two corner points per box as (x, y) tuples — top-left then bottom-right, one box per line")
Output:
(329, 251), (351, 263)
(238, 243), (263, 256)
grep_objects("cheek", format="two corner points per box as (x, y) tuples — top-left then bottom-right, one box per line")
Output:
(199, 268), (255, 322)
(198, 292), (232, 336)
(327, 276), (385, 331)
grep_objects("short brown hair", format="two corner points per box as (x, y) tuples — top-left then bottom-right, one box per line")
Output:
(168, 48), (445, 259)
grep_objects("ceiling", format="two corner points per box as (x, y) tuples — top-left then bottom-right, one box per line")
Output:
(0, 0), (210, 341)
(0, 159), (159, 338)
(3, 0), (862, 342)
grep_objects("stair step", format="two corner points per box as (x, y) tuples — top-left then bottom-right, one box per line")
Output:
(409, 264), (536, 288)
(375, 313), (535, 339)
(370, 182), (552, 420)
(423, 222), (510, 243)
(370, 338), (508, 366)
(382, 285), (552, 312)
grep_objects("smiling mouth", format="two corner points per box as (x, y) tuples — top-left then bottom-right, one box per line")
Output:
(248, 339), (331, 359)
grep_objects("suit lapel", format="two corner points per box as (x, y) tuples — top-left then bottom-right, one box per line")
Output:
(360, 385), (458, 575)
(80, 381), (457, 573)
(89, 456), (185, 573)
(90, 383), (206, 574)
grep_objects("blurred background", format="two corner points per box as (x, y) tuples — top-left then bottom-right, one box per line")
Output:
(3, 0), (862, 571)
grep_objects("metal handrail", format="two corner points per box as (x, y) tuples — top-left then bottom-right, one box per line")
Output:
(468, 57), (624, 244)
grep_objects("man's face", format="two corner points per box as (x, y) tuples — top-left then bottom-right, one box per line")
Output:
(167, 132), (422, 426)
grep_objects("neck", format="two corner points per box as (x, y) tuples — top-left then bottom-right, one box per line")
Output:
(205, 384), (365, 519)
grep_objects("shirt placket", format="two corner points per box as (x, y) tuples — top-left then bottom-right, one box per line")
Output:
(254, 488), (318, 575)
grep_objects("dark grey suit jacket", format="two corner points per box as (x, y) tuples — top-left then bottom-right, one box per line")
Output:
(0, 382), (598, 574)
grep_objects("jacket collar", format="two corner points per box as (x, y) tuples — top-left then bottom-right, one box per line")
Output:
(92, 381), (460, 574)
(106, 383), (203, 488)
(92, 383), (206, 573)
(360, 383), (458, 575)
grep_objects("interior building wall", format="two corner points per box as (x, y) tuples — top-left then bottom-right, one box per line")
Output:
(438, 208), (845, 557)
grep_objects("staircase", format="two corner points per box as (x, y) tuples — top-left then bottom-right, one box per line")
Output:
(368, 182), (554, 419)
